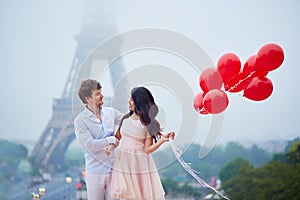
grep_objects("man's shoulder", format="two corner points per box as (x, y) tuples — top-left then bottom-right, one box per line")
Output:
(102, 106), (123, 118)
(74, 109), (89, 123)
(102, 106), (119, 113)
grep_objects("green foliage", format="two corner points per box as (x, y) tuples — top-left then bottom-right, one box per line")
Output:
(157, 142), (272, 183)
(162, 178), (179, 194)
(0, 139), (28, 160)
(220, 139), (300, 200)
(219, 158), (253, 182)
(162, 178), (202, 198)
(156, 141), (277, 198)
(222, 162), (300, 200)
(286, 139), (300, 164)
(0, 139), (28, 181)
(0, 139), (29, 198)
(289, 140), (300, 153)
(283, 137), (300, 153)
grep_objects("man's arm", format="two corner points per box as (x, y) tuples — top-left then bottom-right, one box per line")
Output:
(74, 118), (117, 152)
(113, 108), (124, 126)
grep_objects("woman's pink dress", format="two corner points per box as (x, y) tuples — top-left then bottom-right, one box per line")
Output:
(109, 117), (165, 200)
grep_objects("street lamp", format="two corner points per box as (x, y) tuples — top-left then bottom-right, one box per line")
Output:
(32, 193), (39, 200)
(39, 187), (46, 199)
(65, 175), (72, 200)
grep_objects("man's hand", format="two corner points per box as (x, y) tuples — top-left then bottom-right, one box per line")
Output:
(104, 143), (116, 156)
(115, 138), (120, 147)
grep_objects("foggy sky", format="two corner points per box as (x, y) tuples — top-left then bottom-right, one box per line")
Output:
(0, 0), (300, 147)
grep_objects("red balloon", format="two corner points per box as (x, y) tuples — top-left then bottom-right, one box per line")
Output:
(225, 71), (251, 93)
(193, 92), (205, 111)
(243, 55), (268, 78)
(243, 76), (273, 101)
(199, 67), (223, 93)
(203, 89), (229, 114)
(200, 108), (209, 115)
(256, 43), (284, 72)
(217, 53), (241, 84)
(226, 54), (271, 93)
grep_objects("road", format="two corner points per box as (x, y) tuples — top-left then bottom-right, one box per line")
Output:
(11, 172), (78, 200)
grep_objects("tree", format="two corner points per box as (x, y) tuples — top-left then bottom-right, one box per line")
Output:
(0, 139), (28, 181)
(248, 144), (272, 167)
(0, 139), (29, 198)
(161, 178), (179, 195)
(220, 139), (300, 200)
(219, 158), (253, 182)
(221, 161), (300, 200)
(286, 140), (300, 164)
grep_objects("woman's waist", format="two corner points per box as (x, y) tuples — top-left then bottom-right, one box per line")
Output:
(120, 135), (144, 147)
(119, 141), (145, 149)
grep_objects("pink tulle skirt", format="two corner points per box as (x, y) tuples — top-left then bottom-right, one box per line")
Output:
(109, 147), (165, 200)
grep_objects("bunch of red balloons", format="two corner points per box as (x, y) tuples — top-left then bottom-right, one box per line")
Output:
(194, 43), (284, 114)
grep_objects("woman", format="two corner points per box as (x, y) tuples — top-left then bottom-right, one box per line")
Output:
(108, 87), (175, 200)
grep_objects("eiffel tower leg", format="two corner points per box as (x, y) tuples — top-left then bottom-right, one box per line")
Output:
(30, 1), (129, 174)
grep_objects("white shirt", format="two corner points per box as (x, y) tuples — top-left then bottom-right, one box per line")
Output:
(74, 106), (123, 174)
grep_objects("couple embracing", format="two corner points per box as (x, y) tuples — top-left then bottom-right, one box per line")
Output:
(74, 79), (175, 200)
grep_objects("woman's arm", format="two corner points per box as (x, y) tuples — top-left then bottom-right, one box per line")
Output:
(144, 132), (175, 154)
(115, 127), (122, 140)
(115, 112), (131, 141)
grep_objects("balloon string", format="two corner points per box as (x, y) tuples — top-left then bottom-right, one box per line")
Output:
(227, 71), (256, 92)
(170, 143), (230, 200)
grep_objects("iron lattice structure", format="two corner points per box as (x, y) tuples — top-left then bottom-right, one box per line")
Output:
(29, 1), (128, 172)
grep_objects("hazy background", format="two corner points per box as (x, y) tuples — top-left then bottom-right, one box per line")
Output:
(0, 0), (299, 148)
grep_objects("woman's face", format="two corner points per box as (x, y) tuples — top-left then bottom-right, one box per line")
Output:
(128, 96), (135, 111)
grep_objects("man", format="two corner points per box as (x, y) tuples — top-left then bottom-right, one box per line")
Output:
(74, 79), (123, 200)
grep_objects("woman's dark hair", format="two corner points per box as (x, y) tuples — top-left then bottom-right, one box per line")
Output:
(129, 87), (162, 142)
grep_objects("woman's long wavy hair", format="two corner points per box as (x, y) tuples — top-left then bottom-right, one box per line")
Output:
(122, 87), (162, 142)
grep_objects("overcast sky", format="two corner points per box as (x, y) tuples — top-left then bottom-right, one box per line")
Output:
(1, 0), (300, 147)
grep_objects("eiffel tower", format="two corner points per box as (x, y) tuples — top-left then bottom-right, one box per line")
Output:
(29, 1), (128, 172)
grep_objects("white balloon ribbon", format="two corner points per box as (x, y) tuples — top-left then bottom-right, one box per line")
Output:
(170, 143), (230, 200)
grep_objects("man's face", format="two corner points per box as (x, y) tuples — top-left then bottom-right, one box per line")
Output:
(87, 89), (104, 107)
